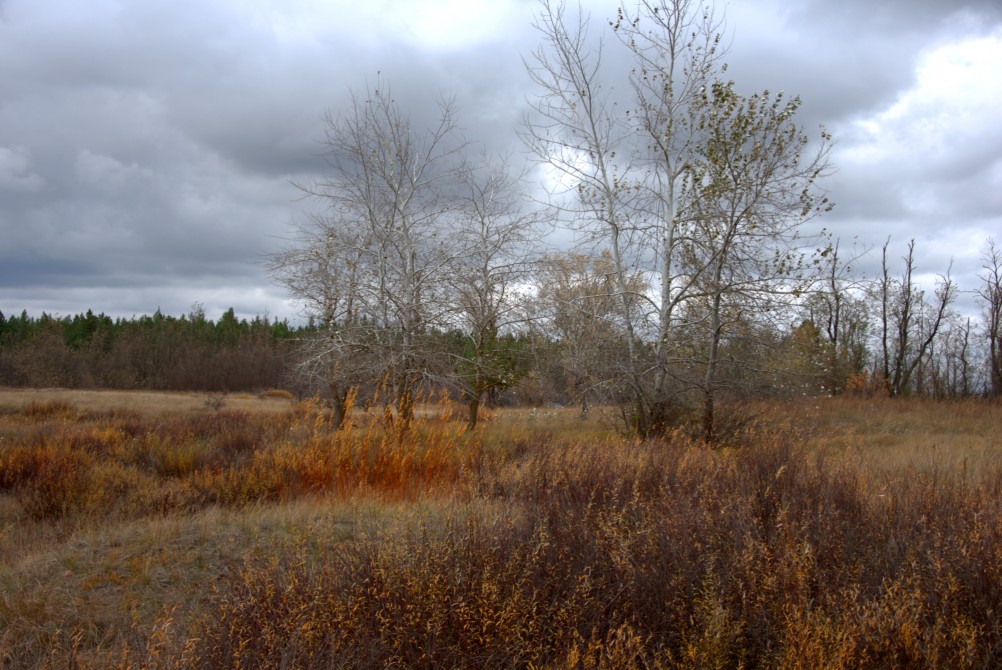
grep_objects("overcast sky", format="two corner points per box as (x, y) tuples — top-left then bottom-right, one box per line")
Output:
(1, 0), (999, 324)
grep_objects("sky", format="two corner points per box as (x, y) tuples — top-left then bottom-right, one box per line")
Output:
(1, 0), (1000, 324)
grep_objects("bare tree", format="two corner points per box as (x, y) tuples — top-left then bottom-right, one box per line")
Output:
(925, 315), (973, 398)
(523, 0), (642, 364)
(447, 155), (545, 429)
(978, 238), (1002, 397)
(878, 238), (892, 391)
(805, 239), (871, 394)
(525, 0), (832, 440)
(612, 0), (725, 361)
(267, 215), (371, 426)
(274, 81), (467, 425)
(523, 0), (725, 436)
(877, 239), (955, 397)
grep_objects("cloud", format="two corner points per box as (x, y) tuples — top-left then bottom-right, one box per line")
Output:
(786, 0), (1002, 38)
(842, 32), (1002, 163)
(0, 0), (999, 325)
(0, 146), (45, 192)
(833, 30), (1002, 225)
(74, 150), (154, 190)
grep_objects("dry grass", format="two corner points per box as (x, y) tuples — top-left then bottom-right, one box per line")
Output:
(0, 498), (470, 668)
(123, 426), (1002, 669)
(779, 396), (1002, 478)
(0, 390), (1000, 668)
(0, 388), (295, 416)
(481, 404), (624, 447)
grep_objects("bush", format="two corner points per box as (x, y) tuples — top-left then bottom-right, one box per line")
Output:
(159, 430), (1002, 669)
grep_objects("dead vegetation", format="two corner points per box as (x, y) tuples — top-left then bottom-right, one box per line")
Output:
(0, 389), (999, 668)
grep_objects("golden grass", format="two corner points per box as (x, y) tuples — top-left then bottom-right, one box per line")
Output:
(127, 427), (1002, 669)
(781, 396), (1002, 479)
(482, 404), (625, 446)
(0, 498), (472, 668)
(0, 389), (1000, 667)
(0, 387), (295, 416)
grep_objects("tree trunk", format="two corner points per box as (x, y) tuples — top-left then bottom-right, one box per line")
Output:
(328, 385), (350, 430)
(703, 302), (723, 444)
(702, 387), (715, 444)
(466, 395), (480, 432)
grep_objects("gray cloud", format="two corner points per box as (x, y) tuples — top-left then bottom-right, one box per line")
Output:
(791, 0), (1002, 32)
(0, 0), (999, 323)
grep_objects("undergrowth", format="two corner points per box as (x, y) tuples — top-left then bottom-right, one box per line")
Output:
(0, 395), (1000, 668)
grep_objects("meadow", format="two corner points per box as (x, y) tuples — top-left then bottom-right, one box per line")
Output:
(0, 389), (1000, 668)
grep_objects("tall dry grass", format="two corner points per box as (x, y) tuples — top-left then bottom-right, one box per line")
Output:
(108, 423), (1001, 669)
(0, 395), (477, 525)
(0, 394), (482, 667)
(0, 393), (1000, 668)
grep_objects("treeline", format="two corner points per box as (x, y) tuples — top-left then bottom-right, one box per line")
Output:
(0, 305), (532, 401)
(0, 307), (298, 391)
(0, 252), (998, 410)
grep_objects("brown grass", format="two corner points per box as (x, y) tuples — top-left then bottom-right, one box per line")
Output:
(257, 388), (296, 401)
(0, 388), (296, 416)
(775, 396), (1002, 479)
(0, 390), (1000, 668)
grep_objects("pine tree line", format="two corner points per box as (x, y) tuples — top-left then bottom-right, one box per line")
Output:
(0, 307), (297, 392)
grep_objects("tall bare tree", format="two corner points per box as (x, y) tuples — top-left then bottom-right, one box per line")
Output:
(877, 239), (955, 397)
(447, 155), (544, 429)
(274, 81), (466, 425)
(612, 0), (725, 361)
(978, 238), (1002, 397)
(524, 0), (725, 436)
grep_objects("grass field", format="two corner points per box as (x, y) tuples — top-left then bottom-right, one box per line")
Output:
(0, 389), (1000, 668)
(0, 388), (297, 415)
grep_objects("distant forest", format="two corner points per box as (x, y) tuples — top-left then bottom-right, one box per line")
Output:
(0, 307), (299, 392)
